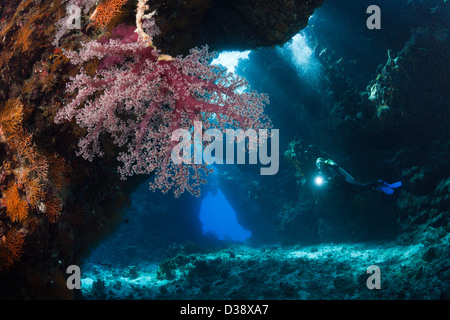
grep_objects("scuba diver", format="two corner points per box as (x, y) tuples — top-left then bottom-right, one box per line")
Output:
(314, 158), (402, 195)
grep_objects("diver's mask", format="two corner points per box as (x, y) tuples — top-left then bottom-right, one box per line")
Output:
(315, 158), (325, 170)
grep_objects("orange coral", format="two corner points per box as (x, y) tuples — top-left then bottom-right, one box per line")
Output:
(2, 183), (29, 223)
(13, 166), (31, 190)
(89, 0), (130, 30)
(0, 0), (45, 68)
(48, 154), (71, 191)
(10, 129), (39, 163)
(0, 0), (33, 40)
(0, 98), (23, 141)
(6, 129), (50, 209)
(44, 191), (62, 223)
(9, 166), (39, 208)
(27, 156), (49, 182)
(25, 177), (45, 209)
(15, 24), (34, 53)
(24, 217), (41, 234)
(0, 229), (25, 271)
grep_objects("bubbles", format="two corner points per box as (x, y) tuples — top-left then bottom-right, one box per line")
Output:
(277, 32), (323, 85)
(286, 33), (314, 67)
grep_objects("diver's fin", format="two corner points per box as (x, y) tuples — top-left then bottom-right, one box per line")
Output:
(377, 186), (394, 195)
(379, 180), (402, 189)
(387, 181), (402, 188)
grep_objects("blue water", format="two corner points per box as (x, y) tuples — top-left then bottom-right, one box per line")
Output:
(199, 189), (251, 241)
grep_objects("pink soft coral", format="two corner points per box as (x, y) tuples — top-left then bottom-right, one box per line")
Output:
(55, 23), (270, 197)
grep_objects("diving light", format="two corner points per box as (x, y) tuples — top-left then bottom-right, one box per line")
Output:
(314, 175), (325, 186)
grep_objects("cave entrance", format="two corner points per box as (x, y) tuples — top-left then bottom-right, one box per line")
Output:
(199, 188), (251, 242)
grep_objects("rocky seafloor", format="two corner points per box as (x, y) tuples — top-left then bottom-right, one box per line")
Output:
(80, 238), (450, 300)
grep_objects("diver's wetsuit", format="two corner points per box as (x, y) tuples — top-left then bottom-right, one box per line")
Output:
(317, 159), (381, 193)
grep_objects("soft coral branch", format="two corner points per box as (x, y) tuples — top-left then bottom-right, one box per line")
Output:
(56, 6), (270, 197)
